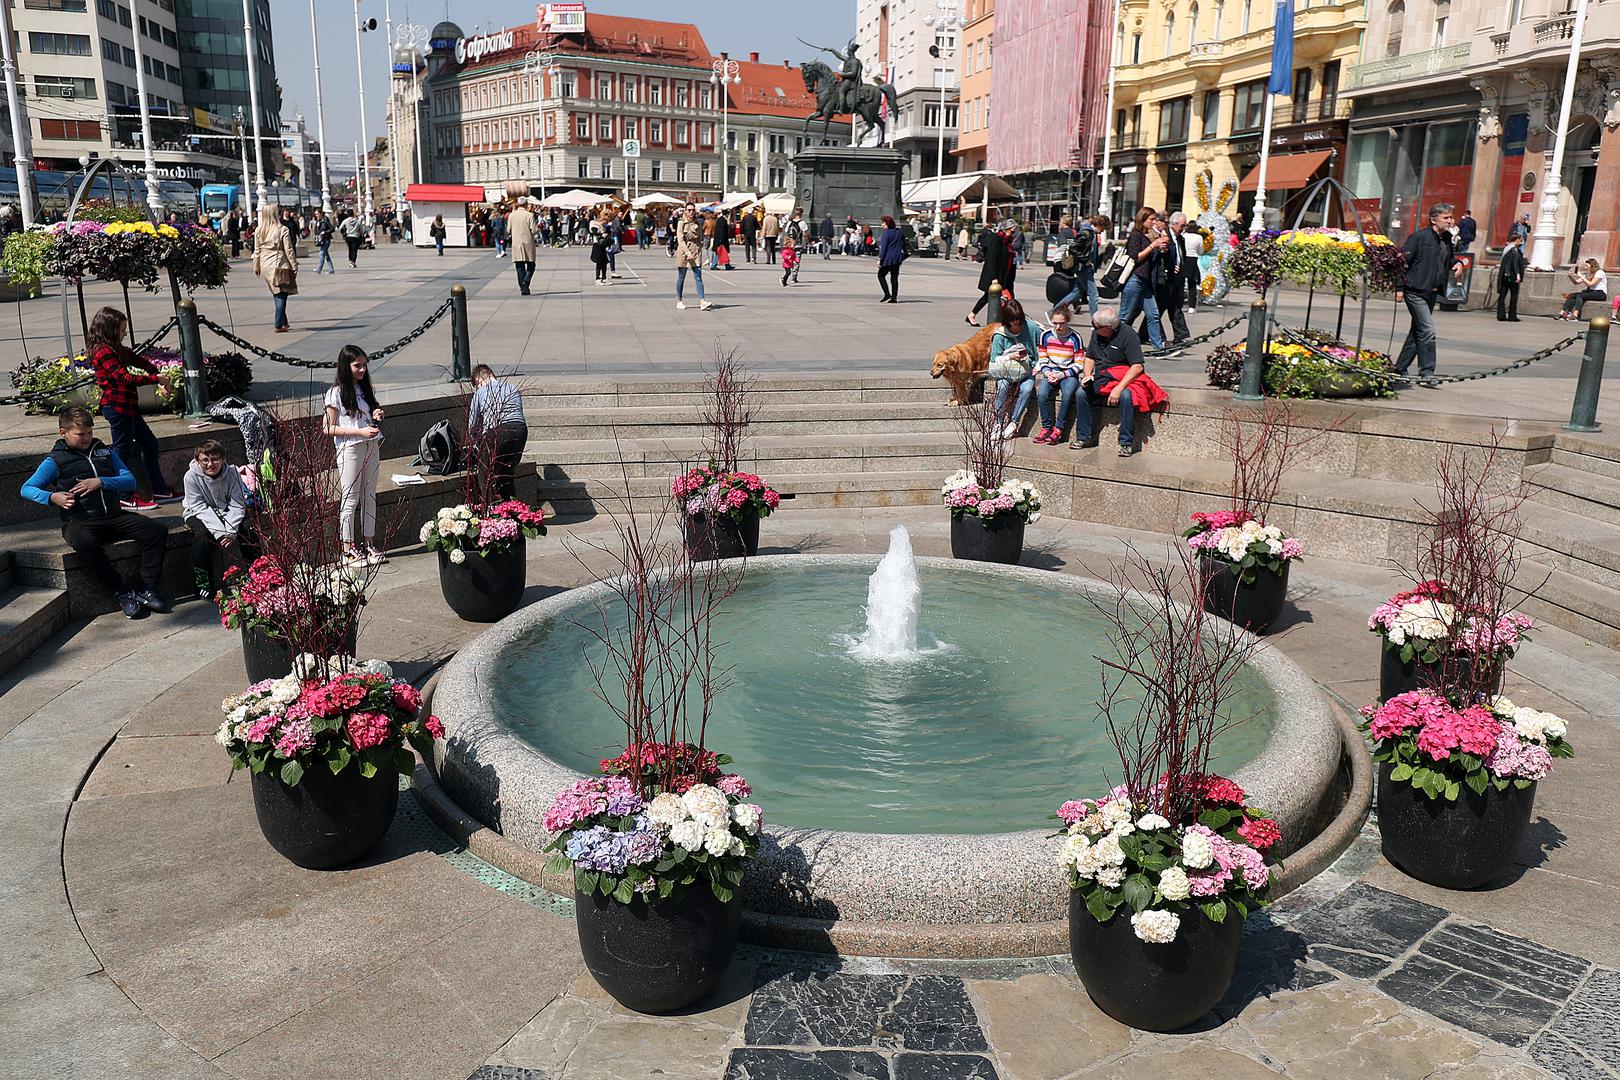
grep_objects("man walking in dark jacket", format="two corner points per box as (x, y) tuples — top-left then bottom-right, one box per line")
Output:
(738, 210), (758, 263)
(1456, 209), (1477, 253)
(1394, 202), (1463, 384)
(1497, 233), (1526, 322)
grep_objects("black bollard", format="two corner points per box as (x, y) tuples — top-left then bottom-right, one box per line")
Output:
(986, 279), (1003, 326)
(177, 299), (208, 419)
(1565, 315), (1609, 433)
(449, 284), (471, 382)
(1236, 298), (1267, 402)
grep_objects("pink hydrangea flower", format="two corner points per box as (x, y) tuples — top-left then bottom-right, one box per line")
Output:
(1415, 705), (1501, 762)
(1486, 728), (1553, 781)
(1057, 799), (1093, 825)
(345, 710), (392, 751)
(717, 774), (752, 798)
(543, 777), (609, 832)
(393, 682), (423, 713)
(274, 718), (315, 757)
(245, 714), (282, 743)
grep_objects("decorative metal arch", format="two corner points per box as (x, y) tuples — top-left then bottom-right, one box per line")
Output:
(57, 157), (173, 355)
(1263, 173), (1381, 362)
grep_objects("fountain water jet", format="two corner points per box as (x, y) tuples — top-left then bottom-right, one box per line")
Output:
(849, 525), (925, 660)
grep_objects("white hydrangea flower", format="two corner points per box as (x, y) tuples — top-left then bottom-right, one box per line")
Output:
(1543, 712), (1569, 741)
(214, 719), (233, 746)
(1158, 866), (1192, 901)
(1390, 600), (1455, 645)
(729, 835), (747, 857)
(1058, 834), (1092, 873)
(354, 658), (393, 678)
(1490, 695), (1516, 718)
(681, 784), (730, 827)
(1095, 865), (1125, 889)
(647, 793), (688, 828)
(419, 522), (433, 544)
(1131, 909), (1181, 944)
(449, 548), (467, 565)
(1100, 800), (1133, 829)
(1094, 833), (1127, 867)
(1181, 831), (1215, 870)
(731, 803), (763, 835)
(702, 826), (734, 857)
(1512, 706), (1567, 744)
(1136, 813), (1171, 831)
(668, 820), (705, 851)
(449, 519), (468, 536)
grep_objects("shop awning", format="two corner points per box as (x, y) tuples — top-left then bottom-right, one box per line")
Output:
(402, 184), (486, 203)
(900, 171), (1022, 206)
(762, 193), (796, 215)
(1238, 150), (1333, 192)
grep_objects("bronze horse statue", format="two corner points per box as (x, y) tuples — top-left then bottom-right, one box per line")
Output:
(800, 60), (899, 146)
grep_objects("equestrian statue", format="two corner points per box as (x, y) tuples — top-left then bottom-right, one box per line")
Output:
(798, 38), (899, 147)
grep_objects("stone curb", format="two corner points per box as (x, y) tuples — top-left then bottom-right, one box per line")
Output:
(410, 671), (1375, 959)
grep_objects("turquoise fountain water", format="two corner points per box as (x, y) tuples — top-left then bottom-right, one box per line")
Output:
(491, 530), (1278, 834)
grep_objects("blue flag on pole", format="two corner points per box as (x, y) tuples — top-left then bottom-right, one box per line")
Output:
(1269, 0), (1294, 95)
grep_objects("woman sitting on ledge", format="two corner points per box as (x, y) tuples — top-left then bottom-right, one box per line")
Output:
(1558, 258), (1607, 320)
(990, 297), (1041, 440)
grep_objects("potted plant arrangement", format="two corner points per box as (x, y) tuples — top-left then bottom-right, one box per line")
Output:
(217, 658), (445, 868)
(1365, 435), (1561, 889)
(1186, 404), (1329, 634)
(9, 347), (251, 415)
(944, 393), (1042, 563)
(545, 485), (753, 1013)
(675, 350), (780, 561)
(1362, 690), (1570, 890)
(421, 500), (546, 622)
(1204, 334), (1399, 400)
(216, 556), (364, 682)
(1369, 580), (1532, 702)
(1058, 547), (1277, 1031)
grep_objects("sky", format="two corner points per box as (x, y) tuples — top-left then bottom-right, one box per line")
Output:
(267, 0), (856, 159)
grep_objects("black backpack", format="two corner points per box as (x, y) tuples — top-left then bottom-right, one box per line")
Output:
(416, 420), (460, 475)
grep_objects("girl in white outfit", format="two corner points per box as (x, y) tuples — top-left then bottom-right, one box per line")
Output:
(323, 344), (386, 565)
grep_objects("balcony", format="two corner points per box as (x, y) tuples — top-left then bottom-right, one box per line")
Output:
(1490, 30), (1511, 56)
(1534, 15), (1576, 44)
(1187, 41), (1224, 66)
(1346, 42), (1470, 91)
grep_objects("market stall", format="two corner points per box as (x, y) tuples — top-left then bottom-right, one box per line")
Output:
(403, 184), (487, 248)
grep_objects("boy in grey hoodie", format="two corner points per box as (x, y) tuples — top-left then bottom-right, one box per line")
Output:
(182, 439), (255, 599)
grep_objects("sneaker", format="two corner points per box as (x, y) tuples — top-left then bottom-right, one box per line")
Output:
(117, 591), (147, 619)
(1033, 428), (1054, 444)
(1072, 438), (1099, 450)
(610, 273), (621, 279)
(1001, 421), (1019, 439)
(365, 547), (389, 566)
(150, 490), (182, 504)
(136, 589), (172, 614)
(119, 496), (158, 511)
(1117, 444), (1135, 457)
(700, 300), (714, 311)
(341, 546), (366, 568)
(676, 300), (687, 310)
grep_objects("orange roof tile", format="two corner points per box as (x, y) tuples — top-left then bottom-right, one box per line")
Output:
(457, 15), (712, 71)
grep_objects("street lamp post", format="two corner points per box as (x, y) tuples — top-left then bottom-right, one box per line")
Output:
(397, 22), (431, 189)
(310, 0), (334, 214)
(1099, 0), (1122, 222)
(710, 54), (742, 196)
(924, 0), (961, 246)
(382, 0), (400, 215)
(524, 50), (558, 202)
(125, 0), (164, 217)
(241, 0), (269, 210)
(354, 3), (380, 222)
(235, 107), (253, 219)
(1529, 0), (1591, 270)
(0, 0), (37, 226)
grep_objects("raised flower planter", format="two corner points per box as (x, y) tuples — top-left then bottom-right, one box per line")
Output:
(421, 501), (546, 623)
(217, 556), (366, 679)
(1364, 691), (1572, 889)
(545, 743), (761, 1013)
(1057, 775), (1279, 1032)
(1185, 512), (1302, 635)
(1368, 581), (1528, 702)
(672, 465), (779, 562)
(219, 660), (444, 869)
(942, 470), (1041, 565)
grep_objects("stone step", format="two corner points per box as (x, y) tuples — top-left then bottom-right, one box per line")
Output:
(1516, 503), (1620, 593)
(526, 400), (968, 442)
(539, 469), (943, 520)
(528, 432), (965, 478)
(0, 582), (71, 677)
(1525, 462), (1620, 525)
(1516, 561), (1620, 650)
(1550, 445), (1620, 482)
(535, 380), (945, 410)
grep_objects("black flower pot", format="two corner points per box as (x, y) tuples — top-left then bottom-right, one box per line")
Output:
(249, 760), (399, 869)
(574, 884), (742, 1014)
(1379, 648), (1504, 704)
(240, 623), (358, 684)
(438, 537), (526, 622)
(1069, 892), (1243, 1032)
(1202, 555), (1289, 635)
(1376, 762), (1536, 890)
(950, 513), (1026, 564)
(683, 511), (760, 561)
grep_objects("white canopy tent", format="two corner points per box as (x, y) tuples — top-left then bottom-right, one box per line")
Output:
(900, 172), (1022, 209)
(540, 188), (616, 210)
(762, 193), (796, 216)
(631, 192), (684, 208)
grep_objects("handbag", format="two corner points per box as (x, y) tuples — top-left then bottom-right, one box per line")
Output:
(1096, 245), (1133, 298)
(274, 265), (298, 295)
(987, 349), (1031, 381)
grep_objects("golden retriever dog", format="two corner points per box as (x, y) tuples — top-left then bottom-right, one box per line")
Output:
(930, 323), (1001, 405)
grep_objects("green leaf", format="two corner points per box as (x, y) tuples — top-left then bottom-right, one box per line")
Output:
(1122, 873), (1154, 913)
(1231, 899), (1249, 920)
(712, 882), (735, 903)
(612, 878), (634, 904)
(578, 869), (600, 894)
(1139, 852), (1173, 873)
(394, 746), (416, 775)
(1389, 763), (1414, 782)
(279, 758), (304, 786)
(328, 746), (352, 775)
(1465, 770), (1489, 795)
(1443, 780), (1461, 801)
(1084, 887), (1116, 924)
(358, 758), (377, 779)
(1200, 899), (1228, 924)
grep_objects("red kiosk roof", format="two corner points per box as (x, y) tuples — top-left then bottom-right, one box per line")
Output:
(403, 184), (487, 202)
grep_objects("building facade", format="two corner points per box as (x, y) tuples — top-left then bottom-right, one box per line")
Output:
(1346, 0), (1620, 265)
(856, 0), (960, 179)
(8, 0), (279, 188)
(424, 15), (728, 200)
(722, 55), (824, 194)
(954, 0), (994, 173)
(988, 0), (1112, 218)
(1109, 0), (1361, 226)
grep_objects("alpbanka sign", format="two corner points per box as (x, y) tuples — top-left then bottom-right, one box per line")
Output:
(455, 29), (515, 63)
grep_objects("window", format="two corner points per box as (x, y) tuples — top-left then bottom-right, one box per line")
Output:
(36, 75), (99, 99)
(1189, 2), (1200, 46)
(523, 117), (531, 141)
(651, 159), (662, 181)
(1158, 96), (1191, 144)
(1508, 0), (1524, 23)
(649, 80), (662, 104)
(163, 27), (176, 48)
(102, 37), (124, 62)
(1232, 79), (1266, 132)
(546, 114), (556, 139)
(1201, 90), (1220, 138)
(746, 132), (758, 152)
(118, 4), (129, 26)
(1291, 68), (1312, 123)
(747, 165), (757, 186)
(701, 162), (712, 183)
(1433, 1), (1449, 45)
(796, 136), (806, 152)
(1213, 0), (1225, 38)
(727, 164), (737, 186)
(599, 117), (613, 139)
(123, 45), (135, 67)
(676, 83), (690, 107)
(1319, 61), (1340, 119)
(700, 86), (712, 108)
(27, 0), (89, 11)
(1164, 11), (1175, 56)
(1131, 32), (1142, 63)
(1241, 0), (1253, 32)
(1116, 21), (1124, 57)
(577, 115), (590, 138)
(600, 157), (612, 179)
(625, 119), (639, 140)
(598, 75), (612, 100)
(624, 78), (638, 103)
(1385, 0), (1404, 55)
(676, 121), (690, 145)
(700, 122), (713, 144)
(40, 118), (102, 139)
(676, 161), (688, 182)
(651, 119), (664, 142)
(97, 0), (116, 15)
(726, 129), (736, 149)
(561, 72), (577, 97)
(30, 32), (92, 56)
(578, 157), (589, 178)
(769, 167), (786, 188)
(769, 133), (785, 153)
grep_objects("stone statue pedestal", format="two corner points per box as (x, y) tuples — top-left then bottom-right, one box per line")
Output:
(792, 146), (907, 225)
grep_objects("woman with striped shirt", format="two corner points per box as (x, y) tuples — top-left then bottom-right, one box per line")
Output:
(1032, 306), (1085, 444)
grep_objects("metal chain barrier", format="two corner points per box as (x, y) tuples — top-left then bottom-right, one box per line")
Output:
(196, 298), (453, 370)
(1144, 311), (1247, 357)
(0, 316), (180, 410)
(1267, 316), (1586, 385)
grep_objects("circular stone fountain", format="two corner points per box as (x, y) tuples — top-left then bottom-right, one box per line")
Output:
(433, 541), (1341, 956)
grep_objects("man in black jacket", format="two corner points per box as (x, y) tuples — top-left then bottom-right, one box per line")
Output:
(1497, 234), (1526, 322)
(738, 210), (758, 263)
(1394, 202), (1463, 383)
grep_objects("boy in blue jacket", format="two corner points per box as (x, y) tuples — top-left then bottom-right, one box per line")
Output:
(21, 407), (172, 618)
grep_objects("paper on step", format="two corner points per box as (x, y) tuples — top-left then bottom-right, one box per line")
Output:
(391, 473), (427, 485)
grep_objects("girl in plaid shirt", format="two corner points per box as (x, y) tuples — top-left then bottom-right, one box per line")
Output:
(87, 307), (181, 509)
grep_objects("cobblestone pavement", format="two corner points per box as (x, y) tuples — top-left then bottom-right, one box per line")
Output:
(4, 509), (1618, 1079)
